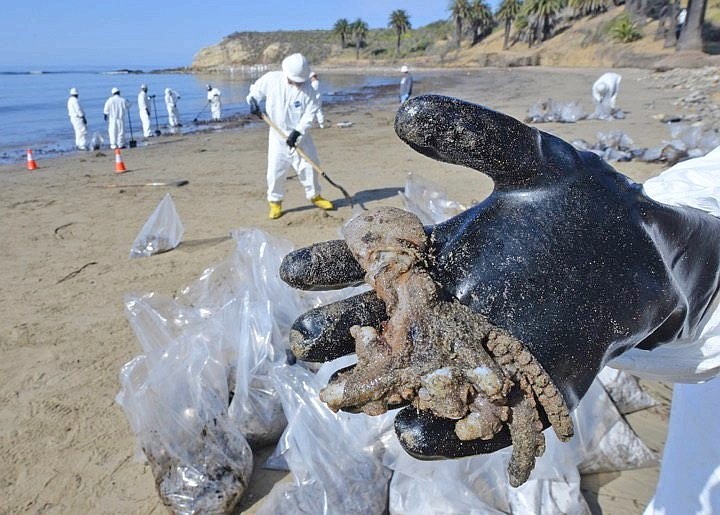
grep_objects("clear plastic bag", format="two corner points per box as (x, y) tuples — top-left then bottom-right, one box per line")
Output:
(400, 172), (467, 225)
(119, 228), (368, 512)
(386, 379), (656, 514)
(255, 359), (393, 515)
(90, 131), (104, 150)
(116, 319), (254, 514)
(130, 193), (184, 258)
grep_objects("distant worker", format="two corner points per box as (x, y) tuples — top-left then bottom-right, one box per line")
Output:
(246, 53), (334, 220)
(138, 84), (152, 138)
(309, 71), (325, 128)
(164, 88), (181, 127)
(591, 72), (622, 120)
(103, 87), (130, 149)
(676, 7), (687, 39)
(206, 84), (222, 121)
(67, 87), (89, 151)
(399, 65), (413, 103)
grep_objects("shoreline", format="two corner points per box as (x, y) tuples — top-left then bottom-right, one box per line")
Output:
(0, 66), (696, 513)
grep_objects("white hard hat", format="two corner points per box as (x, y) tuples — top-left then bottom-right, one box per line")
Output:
(111, 87), (120, 95)
(400, 65), (409, 73)
(165, 88), (170, 94)
(309, 71), (317, 78)
(282, 53), (310, 83)
(69, 87), (78, 95)
(140, 83), (147, 90)
(206, 84), (212, 90)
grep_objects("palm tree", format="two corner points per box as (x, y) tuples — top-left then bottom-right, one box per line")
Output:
(333, 18), (350, 48)
(389, 10), (412, 55)
(569, 0), (609, 17)
(677, 0), (708, 51)
(497, 0), (523, 49)
(449, 0), (472, 47)
(351, 18), (369, 60)
(522, 0), (565, 45)
(468, 0), (495, 45)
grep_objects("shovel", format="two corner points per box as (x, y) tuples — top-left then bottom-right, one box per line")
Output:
(150, 95), (162, 136)
(255, 110), (359, 209)
(127, 111), (137, 148)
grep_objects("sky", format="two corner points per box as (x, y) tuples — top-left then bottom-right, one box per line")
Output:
(2, 1), (464, 71)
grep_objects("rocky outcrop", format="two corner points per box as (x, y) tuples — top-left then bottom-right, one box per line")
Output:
(191, 31), (338, 71)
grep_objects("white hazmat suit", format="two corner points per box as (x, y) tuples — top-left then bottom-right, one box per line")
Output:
(103, 89), (130, 149)
(207, 86), (222, 120)
(310, 73), (325, 128)
(165, 88), (181, 127)
(67, 89), (88, 150)
(592, 72), (622, 111)
(247, 70), (322, 203)
(138, 86), (152, 138)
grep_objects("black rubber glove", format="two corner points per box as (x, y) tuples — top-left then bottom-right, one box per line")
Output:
(286, 129), (301, 148)
(82, 116), (87, 125)
(280, 94), (720, 459)
(104, 114), (108, 122)
(249, 97), (261, 117)
(146, 109), (150, 116)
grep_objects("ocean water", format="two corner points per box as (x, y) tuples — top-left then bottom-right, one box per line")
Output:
(0, 66), (400, 164)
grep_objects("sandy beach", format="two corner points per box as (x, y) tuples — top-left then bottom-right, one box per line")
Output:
(1, 66), (691, 513)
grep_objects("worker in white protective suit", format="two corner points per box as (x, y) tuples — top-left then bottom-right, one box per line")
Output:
(67, 87), (89, 150)
(103, 87), (130, 149)
(399, 65), (413, 103)
(309, 71), (325, 129)
(164, 88), (181, 128)
(591, 72), (622, 119)
(609, 146), (720, 515)
(206, 84), (222, 121)
(138, 84), (152, 138)
(246, 53), (335, 219)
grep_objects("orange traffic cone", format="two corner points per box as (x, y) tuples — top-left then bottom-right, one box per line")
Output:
(114, 148), (127, 173)
(26, 149), (38, 170)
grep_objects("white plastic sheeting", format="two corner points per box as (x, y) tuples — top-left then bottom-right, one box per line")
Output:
(610, 146), (720, 382)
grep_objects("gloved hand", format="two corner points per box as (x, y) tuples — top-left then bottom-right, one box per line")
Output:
(103, 114), (108, 122)
(286, 129), (301, 148)
(146, 109), (150, 116)
(82, 116), (87, 125)
(280, 94), (720, 460)
(248, 96), (260, 117)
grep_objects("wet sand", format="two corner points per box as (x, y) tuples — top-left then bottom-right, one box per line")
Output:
(0, 67), (682, 513)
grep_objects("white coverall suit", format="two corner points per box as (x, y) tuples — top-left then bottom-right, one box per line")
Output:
(310, 77), (325, 128)
(138, 90), (152, 137)
(67, 95), (88, 150)
(247, 71), (322, 202)
(165, 88), (181, 127)
(103, 94), (130, 149)
(592, 72), (622, 109)
(207, 87), (222, 120)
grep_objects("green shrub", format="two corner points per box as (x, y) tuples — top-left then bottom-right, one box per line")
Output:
(607, 14), (643, 43)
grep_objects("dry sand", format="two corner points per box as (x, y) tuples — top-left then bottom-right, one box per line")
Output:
(1, 67), (685, 513)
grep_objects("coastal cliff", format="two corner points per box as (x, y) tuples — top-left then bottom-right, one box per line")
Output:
(191, 5), (720, 71)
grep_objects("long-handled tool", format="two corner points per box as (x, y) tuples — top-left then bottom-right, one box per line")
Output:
(255, 110), (357, 208)
(126, 111), (137, 148)
(98, 179), (189, 189)
(150, 95), (162, 136)
(193, 101), (210, 122)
